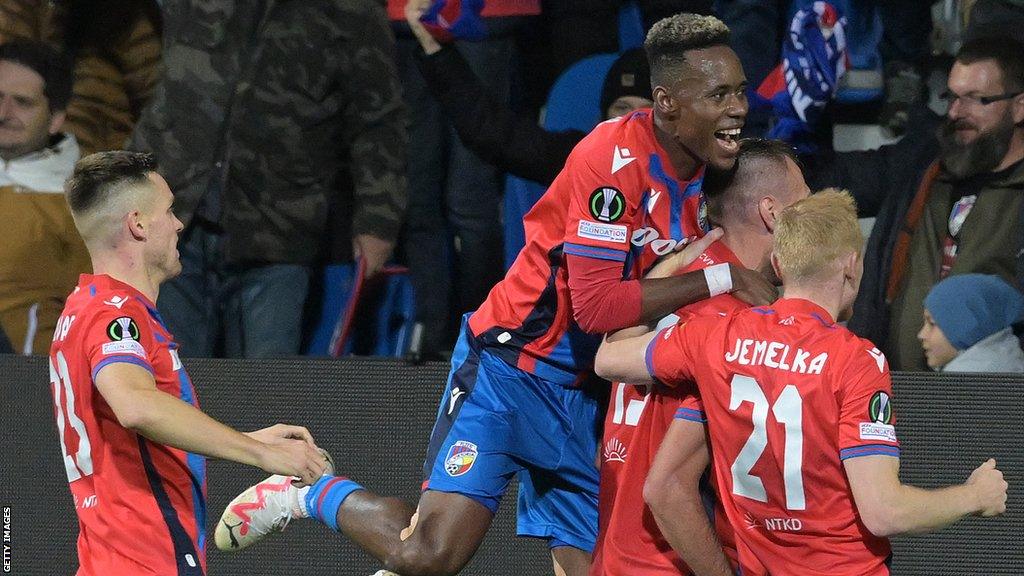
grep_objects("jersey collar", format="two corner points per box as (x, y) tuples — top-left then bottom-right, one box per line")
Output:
(762, 297), (836, 327)
(78, 274), (158, 312)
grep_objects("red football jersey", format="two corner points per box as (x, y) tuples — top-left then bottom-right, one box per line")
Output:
(647, 298), (899, 576)
(592, 241), (744, 575)
(469, 110), (708, 386)
(49, 274), (207, 576)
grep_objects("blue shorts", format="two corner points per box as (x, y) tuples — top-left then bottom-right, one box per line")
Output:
(422, 318), (601, 552)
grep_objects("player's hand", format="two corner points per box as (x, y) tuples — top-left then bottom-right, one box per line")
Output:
(405, 0), (443, 54)
(256, 439), (328, 486)
(353, 233), (396, 278)
(245, 424), (317, 449)
(967, 458), (1008, 517)
(728, 264), (778, 306)
(646, 228), (724, 280)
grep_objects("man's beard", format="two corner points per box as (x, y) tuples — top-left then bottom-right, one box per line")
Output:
(937, 115), (1015, 179)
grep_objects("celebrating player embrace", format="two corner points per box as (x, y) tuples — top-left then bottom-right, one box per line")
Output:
(596, 190), (1009, 575)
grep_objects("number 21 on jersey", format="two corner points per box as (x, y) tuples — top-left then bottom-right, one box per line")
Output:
(729, 374), (805, 510)
(50, 350), (94, 482)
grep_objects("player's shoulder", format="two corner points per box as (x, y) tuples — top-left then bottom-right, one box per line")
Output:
(74, 287), (154, 335)
(828, 328), (890, 377)
(569, 111), (652, 176)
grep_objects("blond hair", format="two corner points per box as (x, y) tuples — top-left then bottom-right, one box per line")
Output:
(772, 188), (861, 283)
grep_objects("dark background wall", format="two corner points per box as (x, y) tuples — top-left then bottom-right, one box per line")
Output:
(1, 355), (1021, 575)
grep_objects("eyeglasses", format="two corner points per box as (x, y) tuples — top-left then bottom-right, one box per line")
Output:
(939, 89), (1023, 108)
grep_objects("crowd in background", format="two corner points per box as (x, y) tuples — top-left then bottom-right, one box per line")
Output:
(2, 0), (1024, 374)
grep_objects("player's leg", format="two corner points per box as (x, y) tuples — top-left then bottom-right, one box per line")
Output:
(552, 545), (591, 576)
(334, 489), (493, 574)
(514, 379), (604, 576)
(217, 318), (518, 573)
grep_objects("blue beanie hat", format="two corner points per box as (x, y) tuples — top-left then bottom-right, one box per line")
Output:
(924, 274), (1024, 350)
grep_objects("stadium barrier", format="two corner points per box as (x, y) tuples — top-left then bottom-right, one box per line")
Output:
(2, 354), (1021, 575)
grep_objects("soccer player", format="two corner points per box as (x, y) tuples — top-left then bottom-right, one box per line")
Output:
(592, 138), (809, 576)
(215, 14), (775, 576)
(594, 190), (1009, 576)
(51, 151), (328, 575)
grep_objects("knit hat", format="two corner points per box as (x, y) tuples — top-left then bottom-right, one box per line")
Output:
(924, 274), (1024, 350)
(600, 48), (653, 117)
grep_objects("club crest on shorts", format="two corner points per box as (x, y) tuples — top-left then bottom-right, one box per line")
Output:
(444, 440), (478, 477)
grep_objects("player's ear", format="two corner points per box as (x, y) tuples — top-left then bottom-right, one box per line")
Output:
(770, 251), (783, 280)
(758, 196), (778, 233)
(127, 210), (146, 241)
(841, 250), (858, 283)
(653, 85), (677, 117)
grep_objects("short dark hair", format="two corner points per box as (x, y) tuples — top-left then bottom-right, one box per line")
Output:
(643, 13), (730, 87)
(65, 151), (158, 216)
(704, 138), (799, 221)
(956, 37), (1024, 93)
(0, 40), (73, 111)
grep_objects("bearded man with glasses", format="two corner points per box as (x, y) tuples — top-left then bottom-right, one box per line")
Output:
(804, 36), (1024, 371)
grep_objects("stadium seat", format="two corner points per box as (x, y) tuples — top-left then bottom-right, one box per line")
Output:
(503, 53), (618, 268)
(305, 260), (416, 358)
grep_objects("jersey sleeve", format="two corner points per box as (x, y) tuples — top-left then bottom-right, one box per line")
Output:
(645, 319), (703, 388)
(836, 344), (901, 461)
(670, 381), (706, 424)
(84, 300), (158, 381)
(561, 150), (639, 263)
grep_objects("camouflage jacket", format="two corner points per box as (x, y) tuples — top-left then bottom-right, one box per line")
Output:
(131, 0), (407, 265)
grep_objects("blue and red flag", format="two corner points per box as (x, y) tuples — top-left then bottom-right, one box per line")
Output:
(754, 2), (848, 153)
(420, 0), (487, 42)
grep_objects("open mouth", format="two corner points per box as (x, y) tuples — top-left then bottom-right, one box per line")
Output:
(714, 128), (742, 154)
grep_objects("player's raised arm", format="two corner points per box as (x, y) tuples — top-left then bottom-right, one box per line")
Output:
(95, 362), (327, 485)
(844, 455), (1007, 537)
(645, 417), (734, 576)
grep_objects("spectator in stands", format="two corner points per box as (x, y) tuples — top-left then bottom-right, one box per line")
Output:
(396, 0), (536, 359)
(406, 0), (653, 186)
(0, 0), (162, 155)
(806, 37), (1024, 371)
(130, 1), (407, 358)
(919, 273), (1024, 372)
(0, 40), (90, 355)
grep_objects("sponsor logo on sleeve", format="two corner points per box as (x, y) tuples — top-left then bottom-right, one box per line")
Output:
(101, 340), (146, 358)
(106, 317), (141, 341)
(867, 391), (893, 424)
(859, 422), (897, 442)
(578, 220), (628, 244)
(170, 349), (183, 371)
(588, 186), (626, 222)
(444, 440), (479, 477)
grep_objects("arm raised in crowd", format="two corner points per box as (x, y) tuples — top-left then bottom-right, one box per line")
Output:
(406, 0), (582, 185)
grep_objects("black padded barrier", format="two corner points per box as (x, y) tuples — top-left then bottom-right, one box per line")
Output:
(1, 354), (1021, 575)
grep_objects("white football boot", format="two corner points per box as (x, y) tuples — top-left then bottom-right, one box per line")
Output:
(215, 448), (334, 552)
